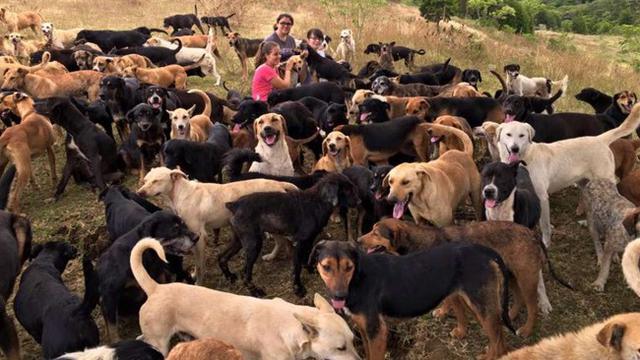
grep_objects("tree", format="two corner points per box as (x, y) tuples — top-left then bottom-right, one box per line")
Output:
(419, 0), (458, 23)
(491, 5), (516, 29)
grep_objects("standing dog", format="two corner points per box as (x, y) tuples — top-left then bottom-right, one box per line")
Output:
(503, 64), (566, 98)
(200, 13), (235, 34)
(226, 32), (262, 81)
(168, 89), (214, 142)
(122, 104), (166, 182)
(0, 8), (42, 34)
(335, 29), (356, 63)
(41, 22), (82, 49)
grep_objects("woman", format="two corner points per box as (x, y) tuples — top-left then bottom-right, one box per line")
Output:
(306, 28), (326, 57)
(252, 41), (293, 101)
(264, 13), (296, 60)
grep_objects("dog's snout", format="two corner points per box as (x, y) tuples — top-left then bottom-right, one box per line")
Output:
(483, 187), (496, 198)
(510, 146), (519, 153)
(178, 124), (184, 130)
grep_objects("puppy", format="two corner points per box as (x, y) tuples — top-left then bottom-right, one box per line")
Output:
(314, 131), (353, 173)
(335, 29), (356, 63)
(131, 238), (360, 358)
(168, 89), (214, 142)
(249, 113), (294, 176)
(13, 242), (99, 359)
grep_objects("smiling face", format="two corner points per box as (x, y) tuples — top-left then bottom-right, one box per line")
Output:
(497, 121), (535, 164)
(615, 91), (637, 114)
(385, 163), (428, 219)
(168, 107), (194, 139)
(254, 113), (286, 147)
(323, 131), (350, 158)
(137, 167), (185, 198)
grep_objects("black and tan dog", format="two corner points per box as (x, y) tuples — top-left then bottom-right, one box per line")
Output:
(120, 103), (166, 182)
(371, 75), (443, 97)
(405, 96), (504, 127)
(363, 43), (426, 70)
(201, 13), (235, 34)
(335, 116), (430, 165)
(310, 240), (514, 360)
(226, 32), (262, 81)
(164, 9), (205, 35)
(605, 90), (637, 127)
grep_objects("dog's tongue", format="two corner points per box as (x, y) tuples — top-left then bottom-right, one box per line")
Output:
(431, 136), (440, 143)
(393, 199), (407, 219)
(360, 112), (370, 123)
(507, 152), (519, 163)
(331, 299), (345, 310)
(265, 134), (277, 145)
(232, 124), (242, 133)
(485, 199), (497, 208)
(505, 114), (515, 123)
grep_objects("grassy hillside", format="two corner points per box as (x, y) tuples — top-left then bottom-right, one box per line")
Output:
(0, 0), (639, 359)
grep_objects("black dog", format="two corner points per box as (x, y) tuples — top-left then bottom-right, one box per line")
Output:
(0, 207), (31, 360)
(267, 82), (345, 106)
(271, 101), (322, 158)
(163, 123), (232, 183)
(309, 240), (514, 359)
(298, 96), (348, 133)
(75, 27), (166, 51)
(221, 173), (360, 297)
(363, 43), (426, 69)
(231, 99), (269, 130)
(119, 104), (166, 178)
(370, 164), (394, 220)
(30, 49), (80, 71)
(97, 210), (198, 340)
(99, 76), (142, 140)
(14, 242), (99, 359)
(461, 68), (482, 89)
(481, 161), (541, 229)
(412, 96), (502, 127)
(417, 58), (462, 85)
(222, 81), (243, 109)
(502, 85), (565, 117)
(575, 87), (613, 114)
(358, 98), (390, 123)
(34, 97), (124, 198)
(302, 45), (356, 85)
(164, 10), (205, 34)
(109, 40), (182, 66)
(201, 13), (235, 34)
(70, 97), (115, 140)
(170, 28), (195, 36)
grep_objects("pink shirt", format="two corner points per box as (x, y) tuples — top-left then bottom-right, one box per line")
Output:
(252, 64), (278, 101)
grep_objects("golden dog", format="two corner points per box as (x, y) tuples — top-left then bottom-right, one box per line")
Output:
(92, 54), (153, 74)
(2, 67), (103, 101)
(168, 89), (213, 142)
(428, 115), (474, 156)
(123, 56), (204, 89)
(0, 8), (42, 34)
(169, 34), (208, 48)
(0, 92), (56, 212)
(250, 113), (295, 176)
(4, 33), (41, 63)
(314, 131), (352, 173)
(166, 338), (243, 360)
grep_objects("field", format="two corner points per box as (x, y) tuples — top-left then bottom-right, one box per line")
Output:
(2, 0), (640, 359)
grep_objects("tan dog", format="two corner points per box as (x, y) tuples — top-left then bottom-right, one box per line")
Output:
(250, 113), (295, 176)
(438, 82), (483, 98)
(168, 89), (213, 142)
(93, 54), (153, 74)
(131, 238), (360, 359)
(166, 338), (244, 360)
(0, 92), (56, 212)
(314, 131), (352, 173)
(123, 57), (204, 89)
(136, 167), (299, 284)
(428, 116), (474, 156)
(169, 34), (208, 48)
(474, 121), (501, 160)
(0, 8), (42, 34)
(2, 67), (104, 101)
(40, 22), (82, 49)
(4, 33), (40, 63)
(385, 126), (482, 226)
(0, 52), (67, 78)
(0, 56), (17, 64)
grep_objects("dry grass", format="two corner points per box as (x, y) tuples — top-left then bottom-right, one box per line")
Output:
(1, 0), (640, 359)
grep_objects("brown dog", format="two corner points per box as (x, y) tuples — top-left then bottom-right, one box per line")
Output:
(226, 32), (262, 81)
(385, 125), (482, 226)
(619, 170), (640, 206)
(169, 34), (208, 48)
(166, 338), (244, 360)
(0, 92), (56, 212)
(428, 116), (474, 156)
(93, 54), (153, 74)
(610, 138), (640, 179)
(123, 57), (204, 89)
(405, 96), (504, 125)
(168, 89), (213, 142)
(313, 131), (352, 173)
(2, 67), (104, 101)
(359, 218), (572, 337)
(0, 8), (42, 34)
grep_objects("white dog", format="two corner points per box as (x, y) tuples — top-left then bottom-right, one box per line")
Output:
(249, 113), (295, 176)
(503, 64), (567, 98)
(40, 22), (82, 49)
(335, 29), (355, 63)
(497, 104), (640, 247)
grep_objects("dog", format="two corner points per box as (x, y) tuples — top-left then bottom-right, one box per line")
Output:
(4, 33), (40, 63)
(503, 64), (566, 97)
(0, 8), (42, 34)
(496, 104), (640, 247)
(168, 89), (214, 142)
(335, 29), (355, 63)
(0, 209), (31, 360)
(248, 113), (297, 176)
(336, 116), (430, 165)
(268, 81), (346, 106)
(121, 103), (166, 181)
(223, 173), (359, 297)
(299, 97), (348, 134)
(166, 338), (242, 360)
(226, 32), (262, 80)
(575, 87), (612, 114)
(461, 68), (482, 89)
(123, 57), (205, 89)
(314, 131), (353, 173)
(0, 92), (57, 212)
(41, 22), (82, 49)
(13, 242), (99, 358)
(405, 96), (504, 126)
(605, 90), (638, 127)
(34, 97), (123, 198)
(200, 13), (235, 34)
(136, 167), (299, 284)
(303, 46), (356, 85)
(92, 54), (153, 74)
(579, 178), (640, 292)
(310, 240), (513, 360)
(131, 238), (360, 359)
(75, 27), (167, 52)
(372, 75), (442, 97)
(364, 43), (426, 70)
(428, 116), (474, 157)
(2, 67), (104, 101)
(611, 138), (640, 180)
(163, 123), (232, 183)
(97, 210), (198, 341)
(377, 42), (395, 71)
(385, 125), (482, 226)
(98, 76), (142, 141)
(55, 340), (163, 360)
(166, 34), (207, 48)
(358, 218), (573, 336)
(164, 10), (205, 35)
(110, 40), (181, 66)
(502, 84), (566, 116)
(357, 97), (390, 124)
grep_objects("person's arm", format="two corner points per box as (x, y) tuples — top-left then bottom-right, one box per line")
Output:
(271, 61), (294, 89)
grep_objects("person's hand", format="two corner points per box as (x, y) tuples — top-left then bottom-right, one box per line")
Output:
(285, 60), (294, 71)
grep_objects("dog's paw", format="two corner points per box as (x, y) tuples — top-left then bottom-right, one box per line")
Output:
(591, 281), (605, 292)
(450, 327), (466, 339)
(538, 301), (552, 316)
(516, 326), (532, 338)
(262, 252), (277, 261)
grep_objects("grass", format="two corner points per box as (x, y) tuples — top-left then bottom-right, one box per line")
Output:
(1, 0), (640, 359)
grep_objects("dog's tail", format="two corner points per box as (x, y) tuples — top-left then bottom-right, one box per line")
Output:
(194, 4), (197, 16)
(623, 238), (640, 298)
(223, 148), (261, 180)
(597, 103), (640, 145)
(0, 165), (16, 210)
(182, 54), (207, 72)
(170, 38), (183, 55)
(194, 7), (206, 34)
(0, 296), (20, 360)
(413, 49), (426, 55)
(535, 232), (574, 290)
(188, 88), (211, 118)
(489, 70), (507, 99)
(141, 55), (155, 68)
(424, 123), (473, 157)
(131, 237), (166, 296)
(478, 246), (516, 334)
(550, 75), (568, 92)
(226, 13), (236, 19)
(548, 75), (568, 102)
(78, 255), (100, 316)
(222, 81), (232, 93)
(148, 28), (168, 35)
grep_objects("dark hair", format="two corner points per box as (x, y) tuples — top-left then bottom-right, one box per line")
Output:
(254, 41), (279, 68)
(306, 28), (324, 40)
(273, 13), (294, 30)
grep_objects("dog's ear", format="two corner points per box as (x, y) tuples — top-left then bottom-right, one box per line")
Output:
(30, 243), (43, 261)
(416, 168), (430, 181)
(11, 213), (32, 265)
(14, 92), (27, 102)
(382, 172), (390, 190)
(308, 239), (328, 267)
(478, 71), (483, 82)
(187, 105), (196, 117)
(277, 114), (288, 135)
(170, 169), (187, 181)
(390, 41), (395, 47)
(622, 208), (640, 237)
(16, 68), (28, 76)
(105, 58), (114, 64)
(320, 181), (339, 206)
(345, 136), (353, 164)
(252, 117), (259, 136)
(125, 108), (136, 123)
(293, 312), (319, 340)
(321, 136), (329, 156)
(166, 109), (174, 118)
(313, 293), (335, 313)
(419, 98), (430, 112)
(524, 123), (535, 142)
(597, 322), (626, 352)
(391, 225), (406, 251)
(300, 50), (308, 60)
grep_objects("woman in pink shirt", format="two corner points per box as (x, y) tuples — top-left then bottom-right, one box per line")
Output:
(251, 41), (293, 101)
